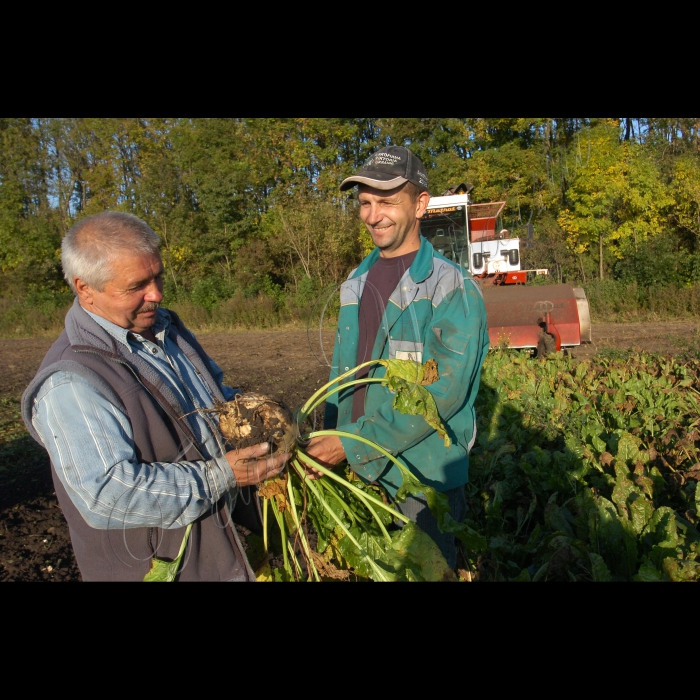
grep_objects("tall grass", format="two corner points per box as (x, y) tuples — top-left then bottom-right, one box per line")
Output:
(583, 280), (700, 322)
(4, 279), (699, 338)
(0, 297), (70, 338)
(0, 292), (339, 338)
(170, 293), (283, 332)
(171, 290), (340, 333)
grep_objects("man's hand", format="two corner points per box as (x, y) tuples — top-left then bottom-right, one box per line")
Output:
(226, 443), (288, 486)
(302, 435), (346, 480)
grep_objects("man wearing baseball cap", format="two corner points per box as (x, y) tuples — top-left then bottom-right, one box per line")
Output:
(306, 146), (490, 570)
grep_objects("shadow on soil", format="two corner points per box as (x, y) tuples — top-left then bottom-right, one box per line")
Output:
(0, 435), (53, 510)
(0, 433), (81, 581)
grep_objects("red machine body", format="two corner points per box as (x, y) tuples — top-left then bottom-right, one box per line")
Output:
(482, 285), (583, 349)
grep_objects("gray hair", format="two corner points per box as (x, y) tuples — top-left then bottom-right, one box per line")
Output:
(62, 212), (161, 293)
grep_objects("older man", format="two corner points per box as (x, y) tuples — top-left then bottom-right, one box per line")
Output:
(306, 146), (489, 568)
(22, 212), (286, 581)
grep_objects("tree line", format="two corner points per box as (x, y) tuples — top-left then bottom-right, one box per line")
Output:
(1, 118), (699, 324)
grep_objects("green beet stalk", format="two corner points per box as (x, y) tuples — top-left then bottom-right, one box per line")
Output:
(263, 497), (269, 554)
(176, 522), (192, 562)
(318, 477), (358, 525)
(143, 521), (194, 582)
(312, 459), (391, 542)
(270, 496), (292, 578)
(352, 488), (392, 544)
(295, 448), (410, 524)
(298, 361), (381, 420)
(297, 450), (396, 548)
(268, 478), (308, 581)
(308, 429), (410, 476)
(285, 467), (320, 582)
(302, 378), (385, 418)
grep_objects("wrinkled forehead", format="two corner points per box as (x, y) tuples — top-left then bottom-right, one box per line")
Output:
(106, 249), (163, 280)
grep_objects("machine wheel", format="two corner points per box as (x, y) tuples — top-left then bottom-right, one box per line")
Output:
(537, 331), (556, 357)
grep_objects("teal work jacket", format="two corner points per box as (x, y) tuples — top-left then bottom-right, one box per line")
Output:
(324, 235), (490, 496)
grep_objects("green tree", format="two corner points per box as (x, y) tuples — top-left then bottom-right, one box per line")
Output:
(670, 154), (700, 245)
(558, 122), (673, 279)
(0, 118), (63, 295)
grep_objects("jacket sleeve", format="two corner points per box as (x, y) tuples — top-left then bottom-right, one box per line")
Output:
(336, 277), (489, 482)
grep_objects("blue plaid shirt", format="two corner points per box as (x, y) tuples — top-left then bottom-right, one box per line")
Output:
(30, 309), (239, 530)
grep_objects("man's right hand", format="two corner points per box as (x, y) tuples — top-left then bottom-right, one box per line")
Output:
(225, 443), (288, 486)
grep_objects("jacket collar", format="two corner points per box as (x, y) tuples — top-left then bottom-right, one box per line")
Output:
(351, 235), (433, 284)
(65, 298), (122, 355)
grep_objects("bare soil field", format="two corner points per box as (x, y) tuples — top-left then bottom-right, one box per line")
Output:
(569, 321), (700, 358)
(2, 321), (699, 581)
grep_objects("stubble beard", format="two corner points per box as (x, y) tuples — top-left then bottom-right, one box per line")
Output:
(371, 224), (403, 253)
(372, 222), (417, 255)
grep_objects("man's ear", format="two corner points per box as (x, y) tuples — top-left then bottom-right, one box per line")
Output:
(416, 190), (431, 218)
(74, 278), (93, 304)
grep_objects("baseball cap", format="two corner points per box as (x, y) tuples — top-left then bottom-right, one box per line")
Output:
(339, 146), (429, 193)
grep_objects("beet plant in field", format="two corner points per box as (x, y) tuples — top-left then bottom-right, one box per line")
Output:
(466, 350), (700, 582)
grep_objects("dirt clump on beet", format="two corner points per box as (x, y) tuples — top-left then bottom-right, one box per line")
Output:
(213, 392), (295, 453)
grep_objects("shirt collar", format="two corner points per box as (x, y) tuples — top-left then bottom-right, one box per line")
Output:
(84, 309), (170, 353)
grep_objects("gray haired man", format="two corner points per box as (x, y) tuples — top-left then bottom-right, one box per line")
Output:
(22, 212), (286, 581)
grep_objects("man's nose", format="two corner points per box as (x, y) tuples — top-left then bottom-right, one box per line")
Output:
(367, 204), (383, 225)
(145, 281), (163, 302)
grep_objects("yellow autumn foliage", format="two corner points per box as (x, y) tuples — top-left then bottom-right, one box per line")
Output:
(557, 124), (674, 259)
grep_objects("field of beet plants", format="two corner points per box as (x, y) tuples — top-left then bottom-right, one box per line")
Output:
(464, 349), (700, 582)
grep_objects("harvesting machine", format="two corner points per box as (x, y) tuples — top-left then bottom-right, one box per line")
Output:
(419, 184), (592, 354)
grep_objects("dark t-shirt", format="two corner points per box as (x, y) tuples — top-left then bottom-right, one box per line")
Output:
(352, 249), (418, 422)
